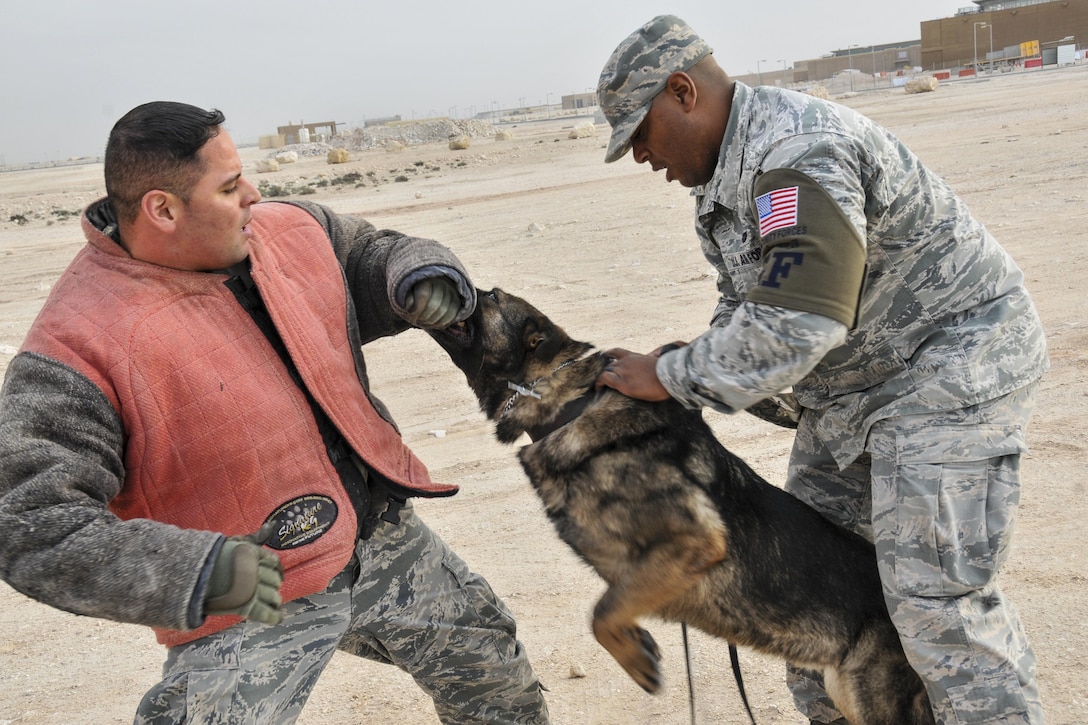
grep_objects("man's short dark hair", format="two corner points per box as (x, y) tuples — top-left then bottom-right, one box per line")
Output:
(104, 102), (226, 224)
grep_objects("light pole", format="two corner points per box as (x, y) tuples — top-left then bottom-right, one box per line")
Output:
(546, 92), (552, 118)
(987, 23), (994, 72)
(756, 59), (767, 85)
(778, 59), (787, 85)
(974, 22), (989, 79)
(847, 45), (859, 91)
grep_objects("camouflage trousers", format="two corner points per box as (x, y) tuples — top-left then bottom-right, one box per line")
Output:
(135, 501), (549, 724)
(784, 384), (1045, 725)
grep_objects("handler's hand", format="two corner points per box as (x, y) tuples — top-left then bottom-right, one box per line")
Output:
(403, 277), (461, 328)
(204, 523), (284, 625)
(596, 348), (671, 402)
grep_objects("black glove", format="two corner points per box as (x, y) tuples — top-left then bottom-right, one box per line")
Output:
(403, 277), (461, 328)
(204, 523), (284, 625)
(745, 392), (802, 429)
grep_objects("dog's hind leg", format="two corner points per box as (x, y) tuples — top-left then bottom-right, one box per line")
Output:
(826, 625), (935, 725)
(591, 527), (727, 694)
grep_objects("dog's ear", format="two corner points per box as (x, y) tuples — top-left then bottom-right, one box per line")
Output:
(522, 317), (548, 353)
(524, 318), (567, 362)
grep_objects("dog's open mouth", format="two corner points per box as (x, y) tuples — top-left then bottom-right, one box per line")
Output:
(430, 316), (476, 349)
(447, 318), (473, 345)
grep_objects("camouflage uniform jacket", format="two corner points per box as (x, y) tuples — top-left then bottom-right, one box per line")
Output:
(657, 82), (1048, 468)
(0, 199), (475, 639)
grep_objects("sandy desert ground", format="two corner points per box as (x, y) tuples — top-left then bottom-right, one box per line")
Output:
(1, 65), (1086, 724)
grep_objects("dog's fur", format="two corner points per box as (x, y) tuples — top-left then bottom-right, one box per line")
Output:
(429, 288), (934, 725)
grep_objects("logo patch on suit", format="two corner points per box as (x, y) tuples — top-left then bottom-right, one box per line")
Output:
(264, 495), (338, 550)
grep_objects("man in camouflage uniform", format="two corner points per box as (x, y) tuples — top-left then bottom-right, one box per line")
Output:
(0, 102), (548, 724)
(594, 16), (1048, 725)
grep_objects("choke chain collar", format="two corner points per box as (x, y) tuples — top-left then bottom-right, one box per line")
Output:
(501, 358), (579, 418)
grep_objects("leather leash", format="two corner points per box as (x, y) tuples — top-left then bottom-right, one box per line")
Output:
(683, 623), (696, 724)
(729, 642), (758, 725)
(681, 623), (757, 725)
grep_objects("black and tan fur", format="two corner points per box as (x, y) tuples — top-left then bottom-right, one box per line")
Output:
(429, 288), (934, 725)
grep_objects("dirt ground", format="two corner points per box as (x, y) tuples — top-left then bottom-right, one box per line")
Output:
(1, 65), (1086, 724)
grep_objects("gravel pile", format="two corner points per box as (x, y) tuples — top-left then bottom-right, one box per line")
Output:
(262, 118), (497, 160)
(334, 118), (497, 151)
(271, 143), (330, 158)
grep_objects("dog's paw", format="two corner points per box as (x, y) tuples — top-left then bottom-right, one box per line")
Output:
(627, 626), (663, 694)
(595, 621), (663, 694)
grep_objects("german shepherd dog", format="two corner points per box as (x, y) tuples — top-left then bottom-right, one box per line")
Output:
(428, 288), (934, 725)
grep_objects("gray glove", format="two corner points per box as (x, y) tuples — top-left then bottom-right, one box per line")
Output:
(403, 277), (461, 328)
(204, 524), (284, 625)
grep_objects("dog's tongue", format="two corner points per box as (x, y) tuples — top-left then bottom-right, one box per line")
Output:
(450, 320), (472, 343)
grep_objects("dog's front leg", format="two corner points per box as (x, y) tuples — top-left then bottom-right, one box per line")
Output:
(591, 530), (726, 694)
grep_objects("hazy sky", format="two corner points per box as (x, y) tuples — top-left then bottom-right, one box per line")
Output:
(1, 0), (968, 165)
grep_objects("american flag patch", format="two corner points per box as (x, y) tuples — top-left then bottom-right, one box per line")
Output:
(755, 186), (799, 237)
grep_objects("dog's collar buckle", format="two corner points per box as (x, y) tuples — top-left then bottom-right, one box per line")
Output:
(507, 381), (542, 400)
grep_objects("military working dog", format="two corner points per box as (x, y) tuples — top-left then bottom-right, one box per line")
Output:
(428, 288), (934, 725)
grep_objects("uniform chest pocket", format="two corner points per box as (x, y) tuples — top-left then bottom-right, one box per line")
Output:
(708, 217), (763, 298)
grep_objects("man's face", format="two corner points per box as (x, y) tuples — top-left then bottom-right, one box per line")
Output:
(629, 88), (716, 188)
(168, 130), (261, 271)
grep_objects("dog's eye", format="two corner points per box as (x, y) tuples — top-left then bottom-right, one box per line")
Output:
(486, 289), (499, 301)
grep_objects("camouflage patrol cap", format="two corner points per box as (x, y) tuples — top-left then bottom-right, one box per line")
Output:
(597, 15), (712, 163)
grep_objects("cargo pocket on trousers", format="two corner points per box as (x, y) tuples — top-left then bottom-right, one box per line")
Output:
(947, 669), (1029, 723)
(892, 425), (1025, 597)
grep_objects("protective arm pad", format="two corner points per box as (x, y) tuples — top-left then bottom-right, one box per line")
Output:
(399, 275), (463, 328)
(748, 167), (866, 328)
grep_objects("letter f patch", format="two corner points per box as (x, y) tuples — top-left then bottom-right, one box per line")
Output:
(761, 250), (804, 288)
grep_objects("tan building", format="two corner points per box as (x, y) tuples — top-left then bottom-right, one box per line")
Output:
(561, 92), (597, 111)
(792, 42), (922, 83)
(921, 0), (1085, 71)
(733, 43), (923, 88)
(731, 0), (1082, 88)
(275, 121), (339, 146)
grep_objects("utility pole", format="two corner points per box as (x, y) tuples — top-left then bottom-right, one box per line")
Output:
(974, 22), (989, 79)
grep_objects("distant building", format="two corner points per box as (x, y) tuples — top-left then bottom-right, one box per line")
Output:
(276, 121), (339, 146)
(727, 0), (1082, 89)
(922, 0), (1085, 71)
(732, 42), (923, 88)
(561, 92), (597, 111)
(792, 41), (922, 83)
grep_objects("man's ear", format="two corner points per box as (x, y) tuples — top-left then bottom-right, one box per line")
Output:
(665, 71), (698, 112)
(140, 189), (181, 233)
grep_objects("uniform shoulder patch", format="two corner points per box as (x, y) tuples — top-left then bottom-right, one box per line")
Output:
(747, 167), (866, 328)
